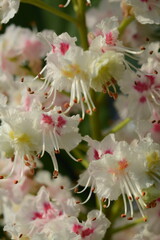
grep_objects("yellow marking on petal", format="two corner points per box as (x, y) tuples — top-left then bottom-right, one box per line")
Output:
(18, 134), (30, 143)
(9, 131), (31, 143)
(9, 131), (15, 140)
(62, 64), (81, 78)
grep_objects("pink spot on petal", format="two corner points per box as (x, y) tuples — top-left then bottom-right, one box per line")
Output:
(105, 32), (116, 46)
(139, 96), (146, 103)
(152, 123), (160, 133)
(41, 114), (54, 126)
(72, 224), (83, 234)
(51, 44), (56, 52)
(81, 228), (94, 238)
(72, 224), (94, 238)
(60, 42), (69, 55)
(58, 210), (63, 216)
(57, 116), (66, 128)
(134, 75), (155, 93)
(104, 149), (113, 155)
(134, 82), (148, 93)
(32, 212), (43, 220)
(145, 75), (155, 85)
(43, 202), (52, 213)
(24, 96), (31, 111)
(94, 149), (100, 160)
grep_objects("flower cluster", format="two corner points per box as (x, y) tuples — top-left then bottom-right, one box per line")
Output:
(0, 0), (160, 239)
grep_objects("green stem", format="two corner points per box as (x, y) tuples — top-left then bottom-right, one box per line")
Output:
(118, 16), (135, 37)
(112, 218), (144, 234)
(20, 0), (77, 24)
(107, 118), (131, 135)
(89, 91), (103, 140)
(74, 0), (89, 50)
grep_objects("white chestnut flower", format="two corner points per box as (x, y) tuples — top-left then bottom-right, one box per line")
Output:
(126, 0), (160, 25)
(0, 0), (20, 24)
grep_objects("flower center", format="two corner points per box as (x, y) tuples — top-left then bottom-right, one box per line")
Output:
(9, 131), (31, 144)
(108, 159), (128, 175)
(62, 64), (81, 79)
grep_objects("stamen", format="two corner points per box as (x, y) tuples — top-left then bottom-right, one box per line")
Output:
(75, 79), (81, 103)
(142, 191), (146, 196)
(38, 77), (50, 93)
(105, 198), (110, 208)
(122, 178), (133, 201)
(41, 131), (46, 157)
(64, 102), (70, 109)
(34, 65), (47, 81)
(80, 80), (95, 114)
(135, 197), (147, 220)
(77, 177), (91, 193)
(120, 182), (127, 216)
(46, 86), (56, 100)
(66, 151), (81, 162)
(79, 183), (94, 204)
(140, 46), (146, 50)
(122, 178), (134, 218)
(49, 130), (59, 152)
(97, 198), (102, 218)
(53, 170), (59, 178)
(150, 91), (160, 106)
(74, 187), (78, 193)
(59, 0), (71, 8)
(7, 151), (19, 179)
(86, 0), (91, 6)
(68, 182), (79, 191)
(50, 151), (59, 175)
